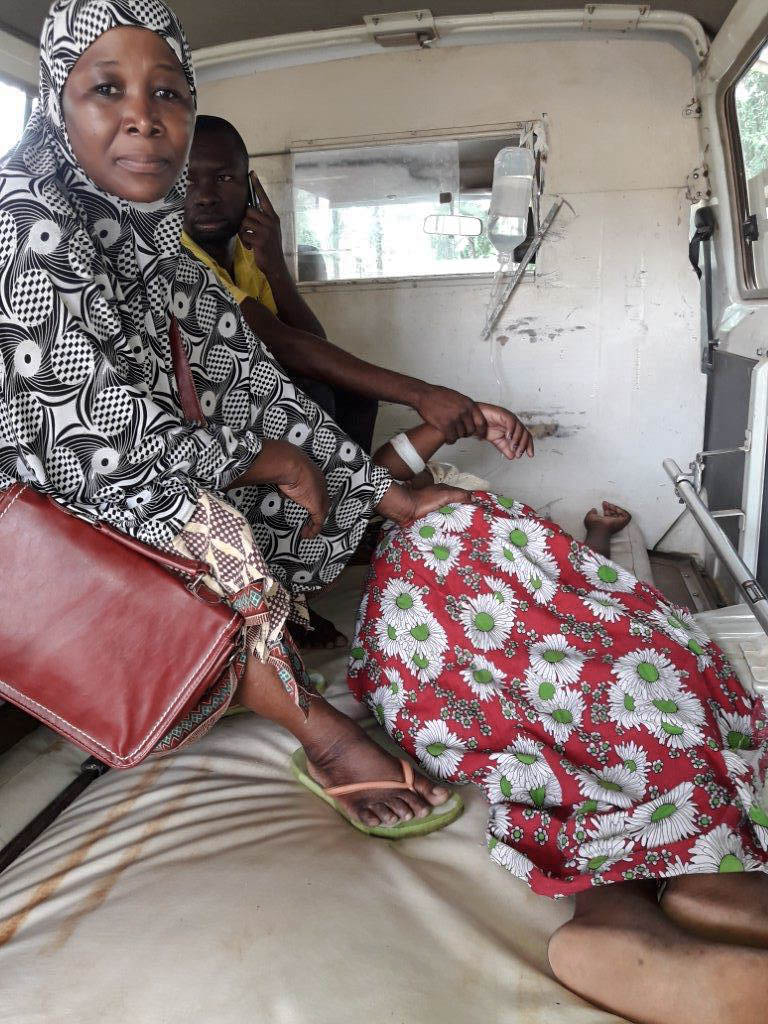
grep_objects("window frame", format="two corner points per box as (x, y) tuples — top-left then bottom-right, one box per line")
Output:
(719, 28), (768, 300)
(289, 119), (543, 287)
(0, 72), (36, 156)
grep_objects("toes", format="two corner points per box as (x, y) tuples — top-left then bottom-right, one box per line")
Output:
(357, 806), (383, 828)
(412, 772), (451, 807)
(387, 797), (415, 822)
(402, 791), (431, 818)
(370, 801), (398, 826)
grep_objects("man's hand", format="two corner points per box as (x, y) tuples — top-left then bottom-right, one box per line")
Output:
(238, 172), (286, 277)
(229, 439), (329, 539)
(477, 403), (534, 459)
(413, 384), (487, 444)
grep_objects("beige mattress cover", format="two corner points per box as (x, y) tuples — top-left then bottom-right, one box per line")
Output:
(0, 564), (628, 1024)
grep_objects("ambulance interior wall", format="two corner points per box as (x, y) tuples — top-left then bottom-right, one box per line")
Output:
(198, 37), (704, 544)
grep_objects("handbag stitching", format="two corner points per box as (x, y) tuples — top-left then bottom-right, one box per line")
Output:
(0, 613), (240, 764)
(0, 486), (23, 524)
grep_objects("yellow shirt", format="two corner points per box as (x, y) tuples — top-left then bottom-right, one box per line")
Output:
(181, 231), (278, 315)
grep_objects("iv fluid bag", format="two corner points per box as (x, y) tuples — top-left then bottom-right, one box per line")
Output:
(487, 147), (535, 255)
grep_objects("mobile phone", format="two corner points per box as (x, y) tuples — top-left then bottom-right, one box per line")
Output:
(248, 176), (260, 210)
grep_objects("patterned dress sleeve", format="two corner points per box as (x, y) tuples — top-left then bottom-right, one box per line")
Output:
(0, 278), (260, 546)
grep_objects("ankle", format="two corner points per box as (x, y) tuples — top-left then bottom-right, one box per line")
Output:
(299, 700), (362, 764)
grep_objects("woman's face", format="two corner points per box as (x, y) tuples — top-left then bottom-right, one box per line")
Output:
(61, 25), (194, 203)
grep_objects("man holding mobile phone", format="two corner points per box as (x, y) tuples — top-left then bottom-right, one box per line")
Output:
(182, 116), (495, 455)
(181, 116), (532, 647)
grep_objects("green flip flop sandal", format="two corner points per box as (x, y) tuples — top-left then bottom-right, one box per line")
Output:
(290, 747), (463, 839)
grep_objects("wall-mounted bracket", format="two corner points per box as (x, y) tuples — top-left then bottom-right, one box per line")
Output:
(689, 436), (750, 491)
(683, 98), (702, 118)
(364, 10), (438, 48)
(583, 4), (649, 32)
(686, 165), (711, 202)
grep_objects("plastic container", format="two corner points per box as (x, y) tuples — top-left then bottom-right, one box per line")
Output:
(487, 146), (535, 254)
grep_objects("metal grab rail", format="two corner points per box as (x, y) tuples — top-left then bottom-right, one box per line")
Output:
(663, 459), (768, 638)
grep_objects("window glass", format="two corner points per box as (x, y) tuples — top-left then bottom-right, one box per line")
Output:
(0, 80), (28, 159)
(293, 135), (521, 282)
(733, 43), (768, 289)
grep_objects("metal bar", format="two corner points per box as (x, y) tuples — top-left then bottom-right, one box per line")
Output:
(697, 445), (748, 458)
(710, 508), (746, 519)
(663, 459), (768, 637)
(0, 757), (109, 875)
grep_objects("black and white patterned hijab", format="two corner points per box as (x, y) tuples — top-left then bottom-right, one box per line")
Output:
(0, 0), (261, 544)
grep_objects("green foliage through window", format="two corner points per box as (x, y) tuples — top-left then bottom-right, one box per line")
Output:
(735, 48), (768, 180)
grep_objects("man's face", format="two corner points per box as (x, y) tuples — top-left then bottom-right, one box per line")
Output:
(184, 130), (248, 245)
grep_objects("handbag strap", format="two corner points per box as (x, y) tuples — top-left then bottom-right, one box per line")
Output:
(170, 316), (207, 426)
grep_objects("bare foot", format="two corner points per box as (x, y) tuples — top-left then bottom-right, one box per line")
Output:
(661, 872), (768, 948)
(291, 607), (348, 650)
(302, 700), (451, 828)
(548, 882), (768, 1024)
(584, 501), (632, 558)
(584, 501), (632, 536)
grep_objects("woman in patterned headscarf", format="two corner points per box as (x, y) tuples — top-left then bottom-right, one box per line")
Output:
(0, 0), (467, 824)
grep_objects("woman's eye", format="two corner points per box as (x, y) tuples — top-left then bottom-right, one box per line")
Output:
(95, 83), (119, 96)
(217, 174), (233, 182)
(155, 87), (181, 100)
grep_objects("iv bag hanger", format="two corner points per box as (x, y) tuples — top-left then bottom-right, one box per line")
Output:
(482, 120), (562, 340)
(481, 197), (563, 339)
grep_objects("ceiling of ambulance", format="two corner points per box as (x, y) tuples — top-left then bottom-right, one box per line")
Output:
(0, 0), (736, 50)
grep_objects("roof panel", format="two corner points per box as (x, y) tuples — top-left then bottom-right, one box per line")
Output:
(0, 0), (734, 52)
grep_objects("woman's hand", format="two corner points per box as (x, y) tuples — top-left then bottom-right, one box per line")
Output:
(376, 481), (471, 527)
(477, 403), (534, 459)
(228, 439), (329, 539)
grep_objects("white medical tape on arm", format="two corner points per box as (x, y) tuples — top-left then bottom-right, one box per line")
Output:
(390, 432), (427, 475)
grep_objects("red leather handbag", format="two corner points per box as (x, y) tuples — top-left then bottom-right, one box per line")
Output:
(0, 484), (243, 768)
(0, 322), (243, 768)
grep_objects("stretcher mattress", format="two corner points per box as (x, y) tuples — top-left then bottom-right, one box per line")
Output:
(0, 563), (630, 1024)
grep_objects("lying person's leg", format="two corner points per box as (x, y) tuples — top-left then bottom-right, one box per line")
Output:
(661, 870), (768, 947)
(235, 655), (451, 827)
(548, 881), (768, 1024)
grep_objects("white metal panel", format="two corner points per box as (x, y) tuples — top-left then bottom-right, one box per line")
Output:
(697, 0), (768, 357)
(697, 0), (768, 569)
(199, 37), (703, 543)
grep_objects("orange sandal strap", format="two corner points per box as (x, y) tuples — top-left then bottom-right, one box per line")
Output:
(324, 758), (415, 798)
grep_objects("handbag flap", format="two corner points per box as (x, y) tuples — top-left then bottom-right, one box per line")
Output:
(0, 486), (242, 768)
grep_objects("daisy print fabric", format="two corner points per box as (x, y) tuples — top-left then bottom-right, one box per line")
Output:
(348, 491), (768, 898)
